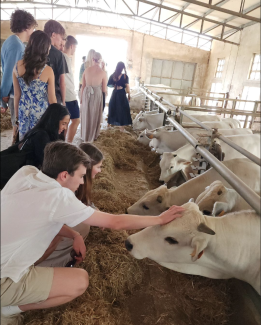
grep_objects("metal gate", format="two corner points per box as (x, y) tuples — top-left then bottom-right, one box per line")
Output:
(150, 59), (196, 92)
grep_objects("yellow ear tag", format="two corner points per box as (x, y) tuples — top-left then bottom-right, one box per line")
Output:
(148, 134), (154, 139)
(217, 210), (225, 217)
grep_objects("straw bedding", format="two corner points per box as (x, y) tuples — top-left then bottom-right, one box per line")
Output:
(24, 128), (234, 325)
(0, 110), (12, 131)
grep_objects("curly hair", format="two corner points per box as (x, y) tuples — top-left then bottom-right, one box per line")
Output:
(22, 30), (51, 85)
(44, 19), (66, 38)
(10, 10), (37, 33)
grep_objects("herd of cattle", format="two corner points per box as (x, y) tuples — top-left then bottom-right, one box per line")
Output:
(124, 104), (261, 295)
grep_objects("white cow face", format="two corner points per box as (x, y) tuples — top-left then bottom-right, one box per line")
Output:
(137, 131), (151, 146)
(159, 152), (191, 182)
(126, 202), (215, 263)
(195, 181), (239, 216)
(127, 185), (169, 216)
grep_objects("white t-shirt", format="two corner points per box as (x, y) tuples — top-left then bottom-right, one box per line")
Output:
(1, 166), (95, 282)
(63, 53), (77, 102)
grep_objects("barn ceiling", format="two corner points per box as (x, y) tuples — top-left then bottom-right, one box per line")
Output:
(1, 0), (260, 50)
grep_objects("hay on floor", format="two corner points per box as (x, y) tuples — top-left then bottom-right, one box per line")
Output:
(24, 128), (233, 325)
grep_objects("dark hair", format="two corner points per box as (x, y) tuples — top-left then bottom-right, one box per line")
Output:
(82, 56), (86, 60)
(113, 61), (127, 82)
(65, 35), (78, 49)
(10, 9), (37, 33)
(22, 103), (70, 142)
(42, 142), (91, 179)
(44, 19), (66, 38)
(76, 143), (104, 205)
(22, 30), (51, 85)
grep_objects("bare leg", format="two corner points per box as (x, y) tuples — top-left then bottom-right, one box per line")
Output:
(119, 126), (124, 132)
(67, 118), (80, 143)
(19, 268), (89, 311)
(34, 235), (63, 266)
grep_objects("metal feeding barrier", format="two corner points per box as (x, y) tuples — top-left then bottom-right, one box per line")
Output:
(138, 85), (261, 215)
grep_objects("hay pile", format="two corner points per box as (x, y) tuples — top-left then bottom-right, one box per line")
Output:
(0, 109), (12, 131)
(24, 128), (234, 325)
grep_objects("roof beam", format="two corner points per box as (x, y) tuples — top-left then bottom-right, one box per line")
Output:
(135, 0), (242, 30)
(1, 1), (240, 45)
(203, 2), (260, 34)
(179, 0), (260, 22)
(182, 0), (231, 29)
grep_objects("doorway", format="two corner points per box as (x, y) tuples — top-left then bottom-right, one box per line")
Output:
(74, 35), (128, 99)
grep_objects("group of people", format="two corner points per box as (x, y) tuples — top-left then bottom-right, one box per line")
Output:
(0, 8), (185, 325)
(1, 9), (133, 147)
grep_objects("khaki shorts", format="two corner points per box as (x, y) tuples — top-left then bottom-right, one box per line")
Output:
(1, 266), (54, 307)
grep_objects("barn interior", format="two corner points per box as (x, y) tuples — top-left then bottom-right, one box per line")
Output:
(1, 0), (260, 325)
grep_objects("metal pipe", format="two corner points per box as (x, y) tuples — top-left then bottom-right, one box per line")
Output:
(179, 109), (212, 131)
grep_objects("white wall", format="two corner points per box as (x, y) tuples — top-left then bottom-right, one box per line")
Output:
(203, 23), (260, 99)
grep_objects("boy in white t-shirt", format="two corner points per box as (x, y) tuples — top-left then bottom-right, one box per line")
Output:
(1, 142), (184, 325)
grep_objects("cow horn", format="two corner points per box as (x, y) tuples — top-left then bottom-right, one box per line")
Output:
(197, 223), (215, 235)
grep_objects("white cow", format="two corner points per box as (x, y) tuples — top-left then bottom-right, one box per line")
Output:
(182, 120), (239, 129)
(133, 111), (165, 131)
(127, 158), (260, 216)
(159, 134), (260, 182)
(126, 202), (261, 294)
(149, 128), (253, 154)
(222, 118), (241, 128)
(182, 114), (221, 123)
(194, 180), (253, 216)
(137, 126), (174, 146)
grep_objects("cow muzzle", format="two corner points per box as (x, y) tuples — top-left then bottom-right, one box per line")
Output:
(125, 240), (133, 252)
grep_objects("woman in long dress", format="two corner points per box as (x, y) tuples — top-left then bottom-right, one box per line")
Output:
(107, 61), (132, 132)
(80, 52), (107, 142)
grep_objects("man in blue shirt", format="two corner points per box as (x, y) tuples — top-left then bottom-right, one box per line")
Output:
(1, 9), (37, 144)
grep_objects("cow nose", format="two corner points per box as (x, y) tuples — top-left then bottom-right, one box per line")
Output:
(125, 240), (133, 251)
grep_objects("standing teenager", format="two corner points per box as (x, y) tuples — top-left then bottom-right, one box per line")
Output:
(44, 20), (69, 105)
(107, 61), (132, 132)
(63, 36), (80, 143)
(1, 141), (184, 325)
(1, 9), (37, 144)
(13, 30), (57, 139)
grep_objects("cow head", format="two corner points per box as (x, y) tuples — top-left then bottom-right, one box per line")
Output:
(195, 181), (239, 216)
(137, 130), (151, 145)
(127, 185), (170, 216)
(159, 152), (191, 182)
(126, 202), (215, 263)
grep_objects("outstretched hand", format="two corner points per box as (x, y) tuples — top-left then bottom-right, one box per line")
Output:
(159, 205), (185, 225)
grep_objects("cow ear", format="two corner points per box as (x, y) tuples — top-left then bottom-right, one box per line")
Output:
(182, 161), (191, 165)
(197, 223), (215, 235)
(190, 237), (208, 262)
(212, 202), (230, 217)
(157, 195), (163, 203)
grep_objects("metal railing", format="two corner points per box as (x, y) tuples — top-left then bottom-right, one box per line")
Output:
(139, 85), (261, 215)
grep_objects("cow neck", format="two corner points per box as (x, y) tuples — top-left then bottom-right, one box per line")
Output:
(204, 211), (260, 286)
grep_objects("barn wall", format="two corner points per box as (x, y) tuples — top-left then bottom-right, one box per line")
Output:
(1, 20), (210, 88)
(203, 23), (260, 98)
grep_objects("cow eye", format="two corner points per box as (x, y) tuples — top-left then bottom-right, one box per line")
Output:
(143, 204), (149, 210)
(140, 135), (143, 137)
(170, 166), (173, 169)
(165, 237), (178, 244)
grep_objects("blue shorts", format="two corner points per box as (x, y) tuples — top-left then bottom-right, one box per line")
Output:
(65, 100), (80, 119)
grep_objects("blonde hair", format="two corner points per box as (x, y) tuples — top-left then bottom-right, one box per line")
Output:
(93, 52), (102, 63)
(85, 49), (95, 69)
